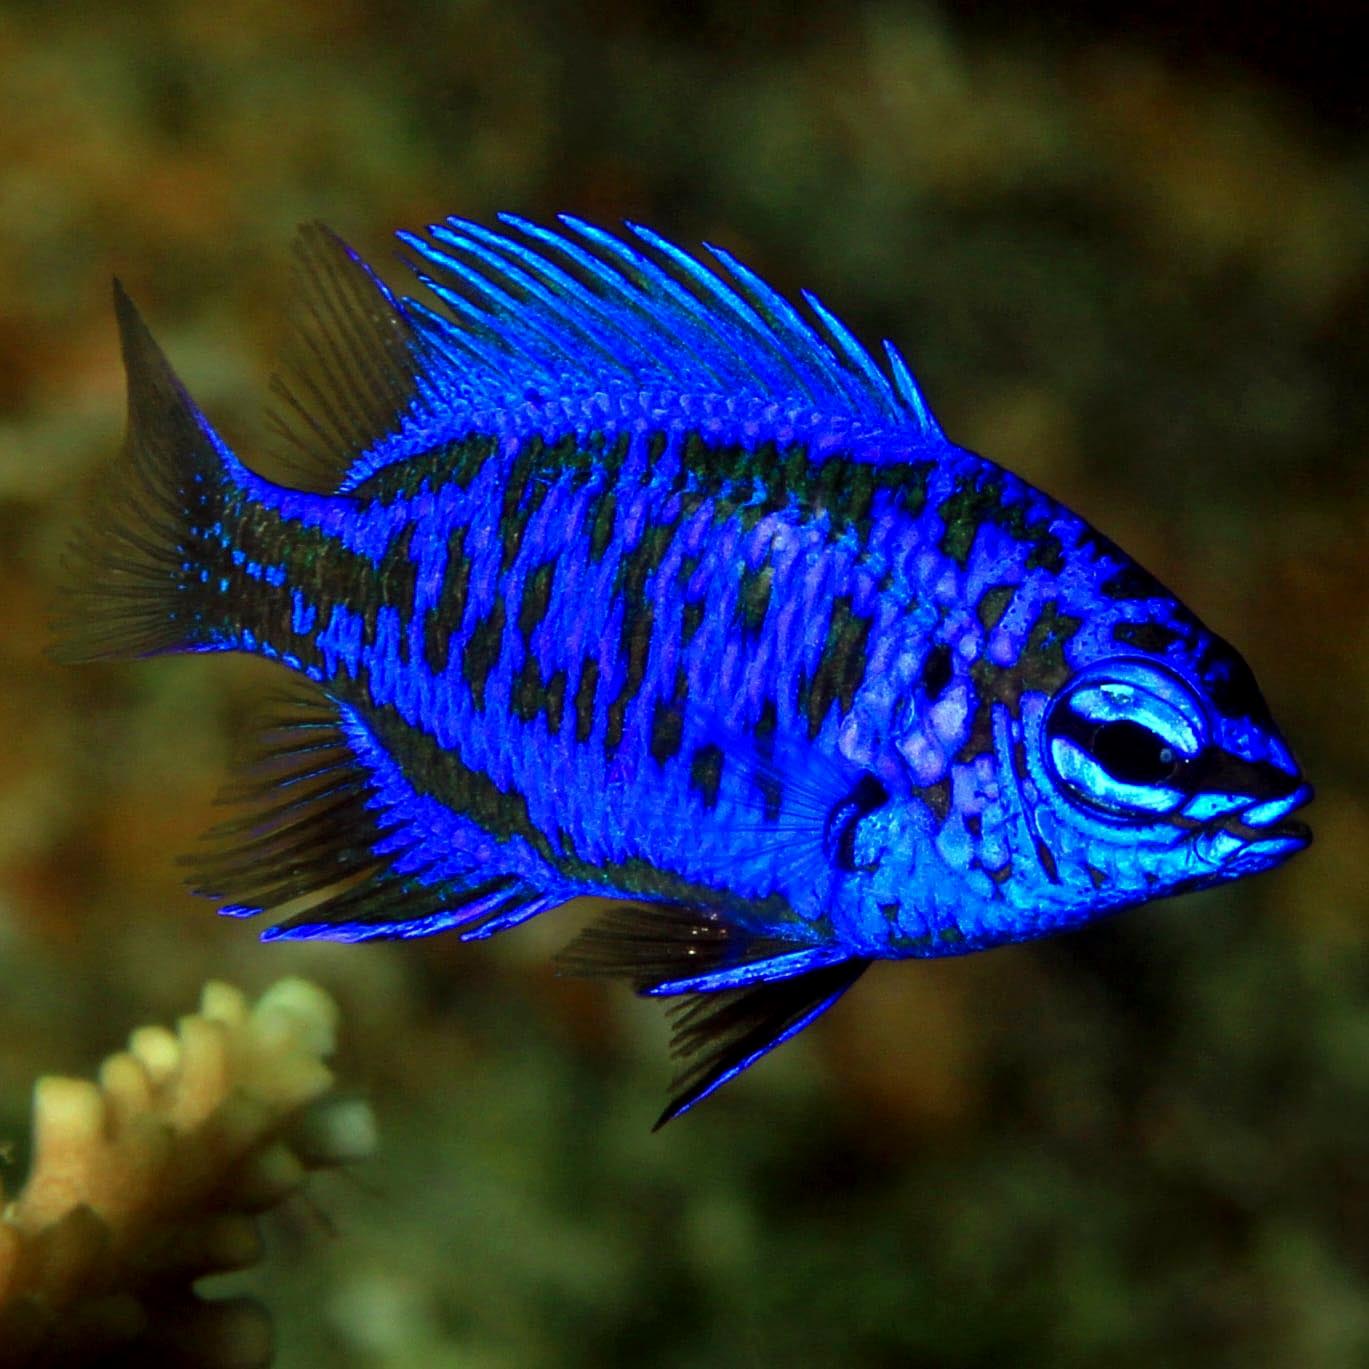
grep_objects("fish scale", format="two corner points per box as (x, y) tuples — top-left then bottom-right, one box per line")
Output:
(57, 217), (1311, 1126)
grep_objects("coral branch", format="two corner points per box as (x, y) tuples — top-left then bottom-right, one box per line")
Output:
(0, 979), (375, 1368)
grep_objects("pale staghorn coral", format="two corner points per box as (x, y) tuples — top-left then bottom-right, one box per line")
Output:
(0, 979), (376, 1368)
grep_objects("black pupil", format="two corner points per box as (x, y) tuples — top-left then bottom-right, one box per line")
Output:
(1089, 720), (1177, 785)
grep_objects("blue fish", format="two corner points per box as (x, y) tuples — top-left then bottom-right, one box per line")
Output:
(59, 217), (1312, 1126)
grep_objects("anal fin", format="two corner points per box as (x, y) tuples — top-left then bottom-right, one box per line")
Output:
(183, 686), (557, 942)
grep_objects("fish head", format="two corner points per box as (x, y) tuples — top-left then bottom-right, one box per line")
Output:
(1025, 625), (1312, 910)
(850, 591), (1310, 954)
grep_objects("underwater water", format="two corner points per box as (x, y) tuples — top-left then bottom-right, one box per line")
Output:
(0, 2), (1365, 1365)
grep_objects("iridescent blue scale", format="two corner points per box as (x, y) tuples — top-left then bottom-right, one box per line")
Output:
(58, 216), (1310, 1125)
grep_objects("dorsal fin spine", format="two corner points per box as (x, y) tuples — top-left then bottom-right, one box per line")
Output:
(628, 224), (799, 395)
(499, 213), (703, 375)
(702, 243), (845, 406)
(629, 223), (795, 396)
(695, 240), (821, 398)
(557, 215), (738, 393)
(426, 225), (584, 367)
(501, 218), (672, 365)
(883, 339), (941, 437)
(796, 288), (877, 413)
(567, 216), (741, 377)
(801, 289), (898, 416)
(401, 242), (536, 360)
(434, 221), (629, 372)
(399, 290), (490, 375)
(404, 262), (550, 389)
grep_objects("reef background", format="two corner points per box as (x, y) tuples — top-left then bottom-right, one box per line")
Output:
(1, 2), (1365, 1365)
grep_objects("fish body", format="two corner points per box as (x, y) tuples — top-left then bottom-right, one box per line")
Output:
(61, 217), (1311, 1124)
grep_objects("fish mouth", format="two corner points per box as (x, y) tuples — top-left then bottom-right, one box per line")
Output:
(1193, 781), (1313, 865)
(1226, 782), (1314, 846)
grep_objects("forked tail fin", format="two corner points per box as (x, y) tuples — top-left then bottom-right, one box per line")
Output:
(53, 282), (246, 663)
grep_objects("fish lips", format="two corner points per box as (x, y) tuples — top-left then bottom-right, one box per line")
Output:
(1194, 781), (1313, 866)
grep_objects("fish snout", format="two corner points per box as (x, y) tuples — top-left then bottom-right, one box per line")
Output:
(1193, 781), (1313, 866)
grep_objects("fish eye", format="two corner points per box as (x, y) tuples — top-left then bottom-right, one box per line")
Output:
(1044, 661), (1206, 818)
(1088, 719), (1178, 785)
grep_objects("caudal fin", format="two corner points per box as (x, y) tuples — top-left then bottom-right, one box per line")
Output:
(53, 282), (240, 663)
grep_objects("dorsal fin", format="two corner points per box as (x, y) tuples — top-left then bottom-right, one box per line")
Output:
(266, 217), (947, 493)
(396, 214), (943, 439)
(267, 222), (439, 492)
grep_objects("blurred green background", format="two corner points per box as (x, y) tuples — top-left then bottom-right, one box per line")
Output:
(1, 2), (1365, 1365)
